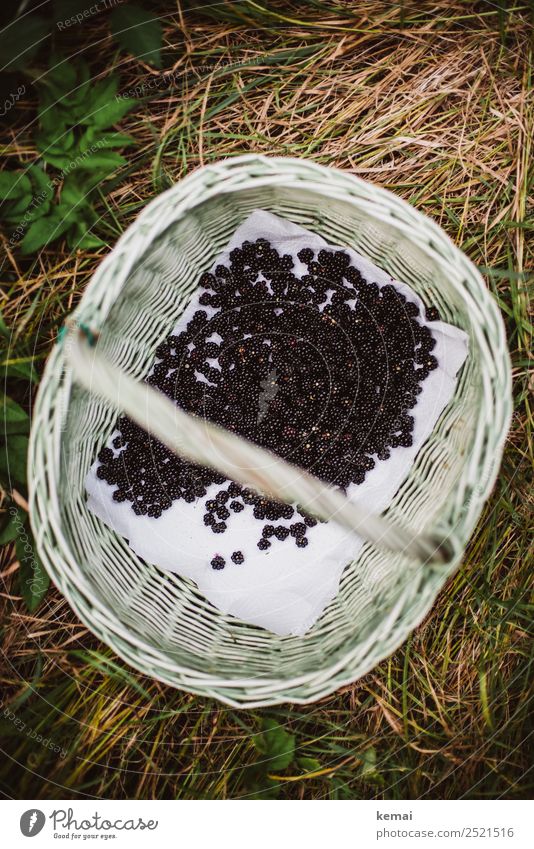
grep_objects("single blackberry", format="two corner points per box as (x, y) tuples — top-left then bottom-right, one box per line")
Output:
(425, 305), (440, 322)
(242, 489), (258, 505)
(298, 248), (314, 264)
(258, 538), (271, 550)
(280, 504), (295, 520)
(231, 551), (245, 564)
(211, 555), (225, 570)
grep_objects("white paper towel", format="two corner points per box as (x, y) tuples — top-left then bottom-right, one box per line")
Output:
(86, 210), (468, 636)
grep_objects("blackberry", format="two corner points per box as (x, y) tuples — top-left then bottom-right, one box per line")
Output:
(298, 248), (314, 264)
(231, 551), (245, 564)
(211, 555), (225, 570)
(95, 237), (440, 551)
(242, 489), (258, 505)
(425, 305), (440, 322)
(258, 538), (271, 550)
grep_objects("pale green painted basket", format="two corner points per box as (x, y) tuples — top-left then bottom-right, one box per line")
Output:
(29, 155), (512, 707)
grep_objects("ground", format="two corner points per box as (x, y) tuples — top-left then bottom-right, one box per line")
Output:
(0, 1), (532, 800)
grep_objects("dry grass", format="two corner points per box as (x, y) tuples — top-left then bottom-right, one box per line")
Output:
(0, 0), (532, 799)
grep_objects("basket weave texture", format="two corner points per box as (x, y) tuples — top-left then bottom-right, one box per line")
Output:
(29, 155), (512, 707)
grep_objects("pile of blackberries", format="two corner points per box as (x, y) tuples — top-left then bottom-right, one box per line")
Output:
(96, 238), (440, 569)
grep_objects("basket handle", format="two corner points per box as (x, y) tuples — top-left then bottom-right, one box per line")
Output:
(67, 327), (453, 565)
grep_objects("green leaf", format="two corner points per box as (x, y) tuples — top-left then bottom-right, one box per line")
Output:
(2, 191), (33, 221)
(64, 168), (109, 193)
(36, 57), (93, 131)
(298, 756), (322, 773)
(19, 212), (70, 255)
(37, 128), (76, 167)
(74, 150), (127, 174)
(70, 231), (106, 250)
(86, 75), (119, 108)
(55, 205), (87, 231)
(111, 6), (163, 68)
(37, 92), (70, 135)
(358, 746), (383, 785)
(60, 179), (88, 209)
(39, 55), (78, 102)
(17, 529), (49, 612)
(0, 15), (50, 72)
(1, 165), (55, 226)
(18, 198), (51, 227)
(0, 507), (23, 545)
(38, 152), (73, 171)
(97, 132), (134, 149)
(0, 433), (28, 485)
(254, 718), (296, 772)
(87, 96), (136, 130)
(28, 164), (55, 203)
(0, 396), (30, 434)
(79, 129), (134, 152)
(0, 171), (31, 201)
(82, 76), (135, 129)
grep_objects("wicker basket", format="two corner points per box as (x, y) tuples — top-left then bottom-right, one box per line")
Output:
(29, 155), (511, 707)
